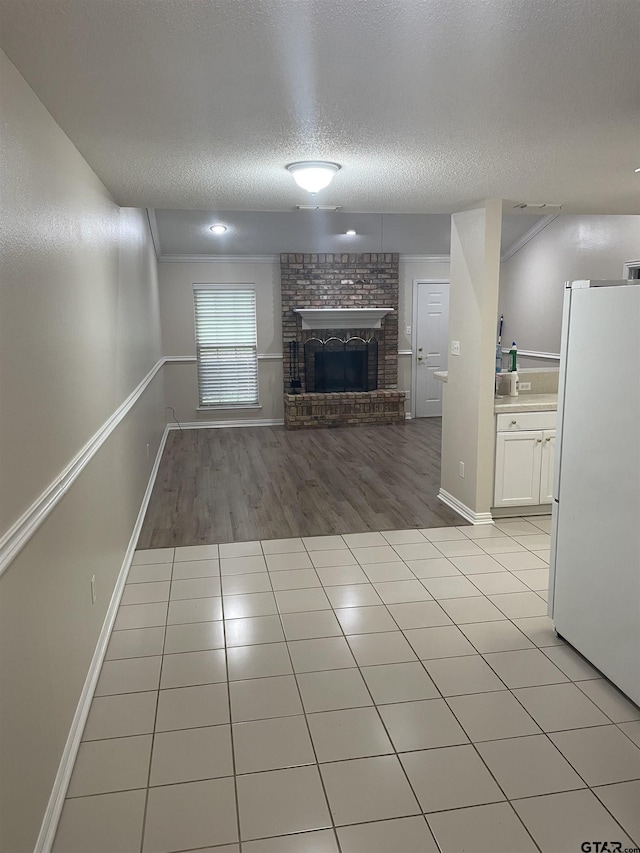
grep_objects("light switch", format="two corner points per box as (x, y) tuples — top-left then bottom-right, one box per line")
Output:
(451, 340), (460, 356)
(405, 326), (411, 336)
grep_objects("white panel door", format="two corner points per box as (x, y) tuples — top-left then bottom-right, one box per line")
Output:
(494, 430), (542, 506)
(539, 430), (555, 504)
(415, 282), (449, 418)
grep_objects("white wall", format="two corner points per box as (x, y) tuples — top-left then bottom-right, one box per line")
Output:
(441, 201), (502, 518)
(158, 259), (284, 422)
(499, 215), (640, 366)
(0, 50), (164, 852)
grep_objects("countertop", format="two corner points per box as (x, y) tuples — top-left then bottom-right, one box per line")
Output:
(494, 392), (558, 413)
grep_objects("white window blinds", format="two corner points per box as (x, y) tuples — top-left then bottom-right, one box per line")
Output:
(193, 285), (258, 407)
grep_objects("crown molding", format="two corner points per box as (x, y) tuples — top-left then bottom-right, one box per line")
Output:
(500, 214), (559, 262)
(159, 254), (452, 264)
(146, 209), (162, 257)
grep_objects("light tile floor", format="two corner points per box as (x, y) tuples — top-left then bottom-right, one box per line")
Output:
(54, 518), (640, 853)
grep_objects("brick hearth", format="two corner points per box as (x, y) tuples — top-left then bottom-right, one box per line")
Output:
(284, 390), (405, 430)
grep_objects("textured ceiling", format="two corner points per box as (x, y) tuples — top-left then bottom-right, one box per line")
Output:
(152, 210), (541, 256)
(1, 0), (638, 213)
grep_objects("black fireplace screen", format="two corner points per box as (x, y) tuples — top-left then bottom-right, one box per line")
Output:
(304, 337), (378, 393)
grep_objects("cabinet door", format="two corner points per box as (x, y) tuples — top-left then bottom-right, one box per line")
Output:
(494, 430), (542, 506)
(539, 429), (556, 504)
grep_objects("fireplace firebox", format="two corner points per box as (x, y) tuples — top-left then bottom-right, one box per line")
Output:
(304, 336), (378, 393)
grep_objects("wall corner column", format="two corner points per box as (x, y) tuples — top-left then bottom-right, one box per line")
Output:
(440, 199), (502, 520)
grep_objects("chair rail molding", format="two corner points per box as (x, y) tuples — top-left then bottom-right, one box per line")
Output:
(158, 255), (279, 263)
(0, 358), (165, 578)
(401, 255), (450, 263)
(33, 424), (171, 853)
(500, 348), (560, 360)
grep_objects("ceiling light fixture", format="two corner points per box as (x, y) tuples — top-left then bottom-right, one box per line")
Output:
(345, 229), (357, 236)
(209, 224), (227, 234)
(635, 167), (640, 173)
(286, 161), (341, 193)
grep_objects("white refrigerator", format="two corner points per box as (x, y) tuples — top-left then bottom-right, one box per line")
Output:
(549, 279), (640, 705)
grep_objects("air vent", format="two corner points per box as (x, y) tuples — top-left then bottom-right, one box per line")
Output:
(296, 204), (343, 211)
(513, 202), (563, 210)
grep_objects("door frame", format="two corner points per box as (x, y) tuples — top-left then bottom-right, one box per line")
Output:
(411, 278), (450, 418)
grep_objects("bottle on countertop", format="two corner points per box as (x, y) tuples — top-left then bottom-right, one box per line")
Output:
(495, 344), (502, 373)
(509, 342), (517, 372)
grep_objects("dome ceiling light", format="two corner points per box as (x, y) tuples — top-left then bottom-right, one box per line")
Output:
(209, 223), (227, 234)
(286, 161), (341, 193)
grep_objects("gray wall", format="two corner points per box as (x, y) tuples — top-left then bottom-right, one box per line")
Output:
(0, 50), (164, 852)
(158, 259), (284, 423)
(158, 256), (451, 422)
(499, 215), (640, 366)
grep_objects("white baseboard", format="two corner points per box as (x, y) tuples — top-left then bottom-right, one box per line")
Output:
(438, 488), (494, 525)
(34, 424), (171, 853)
(169, 419), (284, 430)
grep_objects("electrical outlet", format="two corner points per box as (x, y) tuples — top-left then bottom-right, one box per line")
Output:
(90, 575), (96, 605)
(451, 340), (460, 356)
(404, 390), (410, 400)
(459, 461), (465, 478)
(519, 381), (532, 391)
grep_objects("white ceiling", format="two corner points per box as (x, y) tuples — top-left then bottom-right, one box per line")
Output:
(153, 209), (541, 256)
(1, 0), (638, 214)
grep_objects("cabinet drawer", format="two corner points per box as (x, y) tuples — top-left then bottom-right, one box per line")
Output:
(496, 411), (557, 432)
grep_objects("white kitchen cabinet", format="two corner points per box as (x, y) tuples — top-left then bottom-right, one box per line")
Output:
(494, 411), (556, 508)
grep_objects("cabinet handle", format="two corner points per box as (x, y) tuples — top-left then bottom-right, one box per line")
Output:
(545, 436), (552, 442)
(536, 438), (542, 443)
(511, 420), (517, 425)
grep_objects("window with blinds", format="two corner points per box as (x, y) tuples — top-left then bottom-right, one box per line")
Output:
(193, 285), (258, 408)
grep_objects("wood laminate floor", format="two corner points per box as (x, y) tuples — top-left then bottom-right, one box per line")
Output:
(139, 419), (464, 548)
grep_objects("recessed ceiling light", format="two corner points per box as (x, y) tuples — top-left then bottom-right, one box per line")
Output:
(209, 224), (227, 234)
(345, 229), (357, 236)
(286, 161), (341, 193)
(635, 167), (640, 173)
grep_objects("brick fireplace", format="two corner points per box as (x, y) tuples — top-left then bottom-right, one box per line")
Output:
(281, 252), (405, 429)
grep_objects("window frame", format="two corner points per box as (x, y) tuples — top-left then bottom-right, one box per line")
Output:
(193, 283), (260, 410)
